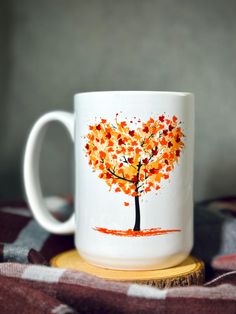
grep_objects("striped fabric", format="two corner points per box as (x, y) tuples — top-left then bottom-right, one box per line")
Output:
(0, 197), (236, 313)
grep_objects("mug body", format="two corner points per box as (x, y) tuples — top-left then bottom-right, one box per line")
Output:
(74, 91), (194, 270)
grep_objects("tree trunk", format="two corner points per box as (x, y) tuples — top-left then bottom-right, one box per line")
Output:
(133, 195), (141, 231)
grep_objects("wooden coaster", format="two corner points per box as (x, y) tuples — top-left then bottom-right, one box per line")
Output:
(51, 250), (204, 288)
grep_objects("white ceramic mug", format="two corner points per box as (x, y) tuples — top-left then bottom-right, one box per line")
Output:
(24, 91), (194, 270)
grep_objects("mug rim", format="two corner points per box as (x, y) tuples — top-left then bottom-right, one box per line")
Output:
(74, 91), (193, 98)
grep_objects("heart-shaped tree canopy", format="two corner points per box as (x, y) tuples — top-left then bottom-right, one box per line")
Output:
(84, 114), (185, 198)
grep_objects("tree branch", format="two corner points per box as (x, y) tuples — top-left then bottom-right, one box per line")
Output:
(137, 182), (145, 189)
(123, 156), (128, 163)
(108, 169), (134, 183)
(135, 161), (142, 192)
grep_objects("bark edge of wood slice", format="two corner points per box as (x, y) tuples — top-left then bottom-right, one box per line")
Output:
(51, 250), (204, 288)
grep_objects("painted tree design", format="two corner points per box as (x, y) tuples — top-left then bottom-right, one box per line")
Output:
(85, 114), (185, 232)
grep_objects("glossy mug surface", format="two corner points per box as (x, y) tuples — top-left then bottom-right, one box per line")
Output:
(24, 91), (194, 270)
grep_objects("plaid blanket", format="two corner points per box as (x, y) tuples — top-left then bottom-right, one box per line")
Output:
(0, 197), (236, 314)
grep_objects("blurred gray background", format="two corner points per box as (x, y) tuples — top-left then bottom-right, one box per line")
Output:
(0, 0), (236, 201)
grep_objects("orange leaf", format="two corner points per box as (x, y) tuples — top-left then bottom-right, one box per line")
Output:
(135, 147), (142, 154)
(125, 188), (131, 194)
(108, 140), (114, 146)
(160, 138), (167, 145)
(172, 115), (177, 122)
(124, 202), (129, 206)
(99, 151), (106, 159)
(120, 121), (127, 128)
(139, 174), (144, 180)
(149, 117), (155, 123)
(99, 164), (105, 170)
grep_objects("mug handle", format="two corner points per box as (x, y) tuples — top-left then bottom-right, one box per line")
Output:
(23, 111), (75, 234)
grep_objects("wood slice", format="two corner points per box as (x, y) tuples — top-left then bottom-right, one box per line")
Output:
(51, 250), (204, 288)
